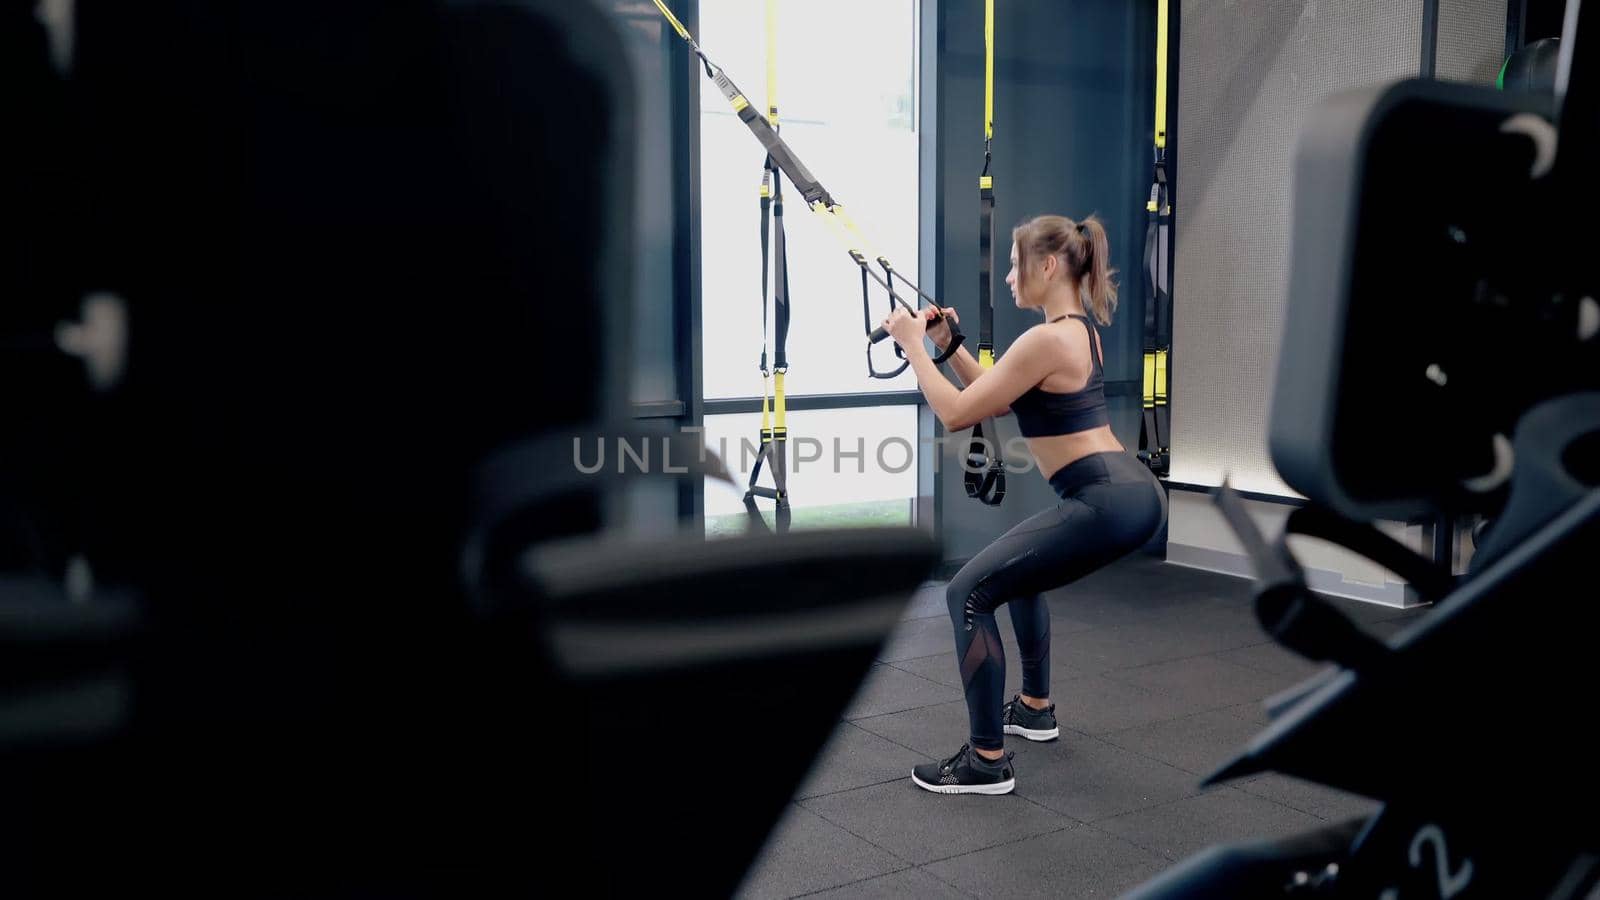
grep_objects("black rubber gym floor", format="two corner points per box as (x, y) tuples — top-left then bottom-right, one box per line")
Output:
(736, 554), (1430, 899)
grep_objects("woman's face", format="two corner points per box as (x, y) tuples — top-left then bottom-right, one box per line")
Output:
(1006, 241), (1052, 309)
(1006, 242), (1025, 307)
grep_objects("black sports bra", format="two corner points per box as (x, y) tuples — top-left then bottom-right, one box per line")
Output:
(1009, 315), (1110, 438)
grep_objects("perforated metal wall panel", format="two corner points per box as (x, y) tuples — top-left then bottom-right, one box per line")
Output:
(1437, 0), (1509, 84)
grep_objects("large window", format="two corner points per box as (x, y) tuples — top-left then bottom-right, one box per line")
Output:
(698, 0), (921, 399)
(702, 406), (919, 536)
(697, 0), (923, 536)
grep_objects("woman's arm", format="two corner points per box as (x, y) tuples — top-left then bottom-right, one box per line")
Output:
(891, 312), (1057, 432)
(939, 344), (990, 388)
(926, 309), (1006, 412)
(925, 307), (989, 387)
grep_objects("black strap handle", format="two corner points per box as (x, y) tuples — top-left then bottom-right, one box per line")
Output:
(963, 419), (1006, 506)
(868, 312), (965, 364)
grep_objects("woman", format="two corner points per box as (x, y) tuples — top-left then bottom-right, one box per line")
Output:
(882, 214), (1168, 796)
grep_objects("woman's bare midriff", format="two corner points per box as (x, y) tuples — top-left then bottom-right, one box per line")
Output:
(1027, 425), (1126, 482)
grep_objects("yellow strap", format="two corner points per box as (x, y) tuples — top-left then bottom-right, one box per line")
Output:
(813, 203), (870, 258)
(824, 205), (933, 314)
(984, 0), (994, 142)
(1155, 350), (1169, 398)
(979, 348), (995, 369)
(766, 0), (779, 126)
(761, 376), (772, 432)
(831, 207), (888, 264)
(979, 176), (994, 190)
(810, 202), (858, 253)
(1142, 352), (1157, 406)
(773, 371), (788, 429)
(652, 0), (693, 43)
(1155, 0), (1169, 149)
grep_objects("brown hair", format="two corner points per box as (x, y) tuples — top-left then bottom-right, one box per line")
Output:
(1011, 214), (1118, 325)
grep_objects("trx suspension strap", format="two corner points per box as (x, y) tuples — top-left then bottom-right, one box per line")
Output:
(1140, 0), (1173, 477)
(743, 0), (792, 534)
(965, 0), (1005, 506)
(652, 0), (830, 206)
(858, 250), (960, 377)
(977, 0), (997, 374)
(655, 0), (1007, 508)
(652, 0), (964, 380)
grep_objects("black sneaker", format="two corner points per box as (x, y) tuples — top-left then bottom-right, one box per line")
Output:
(911, 744), (1016, 796)
(1002, 694), (1060, 742)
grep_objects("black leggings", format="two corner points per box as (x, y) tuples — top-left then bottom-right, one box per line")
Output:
(946, 450), (1167, 751)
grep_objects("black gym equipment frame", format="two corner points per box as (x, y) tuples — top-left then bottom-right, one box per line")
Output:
(0, 2), (942, 896)
(1127, 0), (1600, 897)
